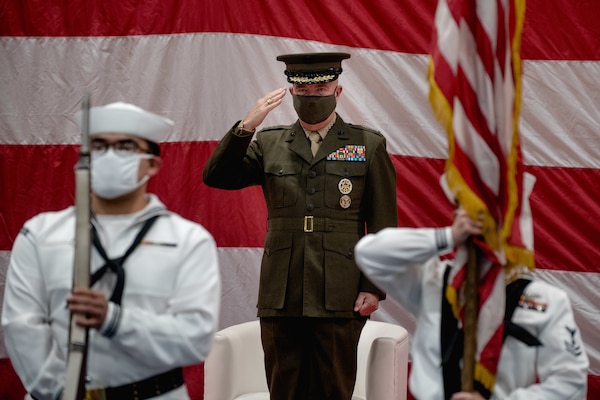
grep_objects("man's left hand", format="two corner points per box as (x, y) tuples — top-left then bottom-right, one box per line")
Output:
(354, 292), (379, 316)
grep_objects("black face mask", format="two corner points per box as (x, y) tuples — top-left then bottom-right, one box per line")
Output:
(292, 94), (337, 124)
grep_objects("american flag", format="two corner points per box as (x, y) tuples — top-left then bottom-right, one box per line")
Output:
(1, 1), (599, 398)
(428, 0), (529, 394)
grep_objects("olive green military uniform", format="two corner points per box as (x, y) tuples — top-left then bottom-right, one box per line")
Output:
(203, 115), (397, 316)
(203, 114), (397, 399)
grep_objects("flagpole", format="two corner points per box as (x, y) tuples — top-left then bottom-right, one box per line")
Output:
(462, 239), (478, 391)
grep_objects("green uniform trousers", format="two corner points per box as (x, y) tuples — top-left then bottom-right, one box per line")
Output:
(260, 317), (366, 400)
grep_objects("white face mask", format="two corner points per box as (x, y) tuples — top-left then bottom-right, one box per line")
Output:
(91, 149), (153, 199)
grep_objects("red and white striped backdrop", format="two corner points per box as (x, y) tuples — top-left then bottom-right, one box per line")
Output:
(1, 1), (599, 398)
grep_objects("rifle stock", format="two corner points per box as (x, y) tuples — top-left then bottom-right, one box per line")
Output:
(62, 94), (92, 400)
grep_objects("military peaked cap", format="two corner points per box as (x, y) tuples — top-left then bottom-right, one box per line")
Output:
(277, 52), (351, 84)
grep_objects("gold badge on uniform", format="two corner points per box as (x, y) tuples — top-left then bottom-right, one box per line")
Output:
(338, 178), (352, 194)
(340, 195), (351, 209)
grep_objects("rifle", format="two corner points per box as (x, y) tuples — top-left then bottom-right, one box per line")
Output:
(62, 94), (92, 400)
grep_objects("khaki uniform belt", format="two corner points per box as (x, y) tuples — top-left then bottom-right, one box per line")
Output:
(85, 367), (183, 400)
(267, 216), (364, 233)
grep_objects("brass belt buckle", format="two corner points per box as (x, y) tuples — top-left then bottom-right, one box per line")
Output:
(86, 388), (107, 400)
(304, 216), (314, 232)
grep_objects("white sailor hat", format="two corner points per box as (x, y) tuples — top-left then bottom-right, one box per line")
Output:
(75, 102), (173, 143)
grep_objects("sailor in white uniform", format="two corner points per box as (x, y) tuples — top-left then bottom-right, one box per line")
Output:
(2, 102), (221, 400)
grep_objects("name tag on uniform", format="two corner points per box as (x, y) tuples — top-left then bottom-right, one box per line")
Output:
(327, 145), (366, 161)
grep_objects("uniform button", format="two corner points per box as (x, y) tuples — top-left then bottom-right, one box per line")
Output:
(291, 131), (296, 136)
(306, 204), (315, 211)
(347, 250), (353, 257)
(309, 170), (317, 178)
(278, 168), (284, 175)
(308, 187), (316, 195)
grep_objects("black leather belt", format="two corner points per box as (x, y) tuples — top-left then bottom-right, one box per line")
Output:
(267, 216), (364, 233)
(86, 368), (184, 400)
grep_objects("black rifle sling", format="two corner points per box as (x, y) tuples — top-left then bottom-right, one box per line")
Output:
(90, 215), (160, 305)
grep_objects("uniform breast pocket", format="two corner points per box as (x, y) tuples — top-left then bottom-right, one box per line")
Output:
(264, 162), (302, 208)
(41, 242), (77, 292)
(324, 162), (366, 209)
(124, 247), (179, 299)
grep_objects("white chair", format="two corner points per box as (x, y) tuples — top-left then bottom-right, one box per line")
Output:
(204, 319), (409, 400)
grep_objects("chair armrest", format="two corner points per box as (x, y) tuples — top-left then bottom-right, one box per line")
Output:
(204, 321), (268, 400)
(367, 334), (409, 400)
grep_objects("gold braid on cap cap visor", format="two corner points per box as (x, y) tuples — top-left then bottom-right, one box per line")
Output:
(285, 68), (342, 84)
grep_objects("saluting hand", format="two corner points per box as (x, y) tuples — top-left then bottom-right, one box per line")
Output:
(241, 88), (287, 131)
(66, 288), (108, 329)
(354, 291), (379, 316)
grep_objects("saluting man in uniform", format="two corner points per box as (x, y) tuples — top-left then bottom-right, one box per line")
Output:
(2, 102), (222, 400)
(203, 52), (398, 400)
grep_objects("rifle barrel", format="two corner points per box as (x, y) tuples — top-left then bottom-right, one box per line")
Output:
(62, 94), (92, 400)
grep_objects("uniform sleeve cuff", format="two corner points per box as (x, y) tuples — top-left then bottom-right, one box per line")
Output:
(99, 301), (122, 338)
(234, 119), (255, 136)
(435, 227), (454, 253)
